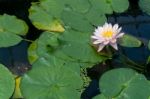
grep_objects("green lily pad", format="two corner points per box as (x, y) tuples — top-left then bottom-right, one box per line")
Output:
(61, 9), (93, 32)
(100, 68), (150, 99)
(28, 40), (39, 64)
(85, 7), (107, 26)
(64, 0), (90, 13)
(39, 0), (65, 17)
(0, 14), (28, 47)
(111, 0), (129, 13)
(118, 34), (142, 47)
(21, 57), (82, 99)
(0, 64), (15, 99)
(60, 29), (107, 63)
(29, 3), (64, 32)
(89, 0), (113, 14)
(139, 0), (150, 15)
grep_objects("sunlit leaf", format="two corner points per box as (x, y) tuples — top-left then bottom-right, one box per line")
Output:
(29, 3), (64, 32)
(12, 77), (23, 98)
(28, 40), (39, 64)
(0, 64), (15, 99)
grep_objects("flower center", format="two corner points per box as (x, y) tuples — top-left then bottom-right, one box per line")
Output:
(102, 31), (113, 38)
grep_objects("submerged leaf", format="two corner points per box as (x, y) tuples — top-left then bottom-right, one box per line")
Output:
(118, 34), (142, 47)
(139, 0), (150, 15)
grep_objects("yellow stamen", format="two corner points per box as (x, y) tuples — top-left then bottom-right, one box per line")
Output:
(102, 31), (113, 38)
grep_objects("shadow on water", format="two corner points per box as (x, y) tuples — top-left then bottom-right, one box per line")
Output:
(0, 0), (150, 99)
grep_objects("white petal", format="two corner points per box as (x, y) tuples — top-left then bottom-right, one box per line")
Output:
(113, 24), (119, 31)
(108, 24), (112, 30)
(110, 39), (116, 43)
(116, 33), (124, 38)
(97, 44), (105, 52)
(117, 27), (122, 33)
(110, 43), (118, 50)
(91, 36), (99, 39)
(103, 40), (109, 45)
(93, 40), (103, 44)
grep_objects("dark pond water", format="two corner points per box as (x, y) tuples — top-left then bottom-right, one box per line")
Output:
(0, 0), (150, 99)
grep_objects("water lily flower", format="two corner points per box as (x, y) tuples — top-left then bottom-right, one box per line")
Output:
(91, 23), (124, 52)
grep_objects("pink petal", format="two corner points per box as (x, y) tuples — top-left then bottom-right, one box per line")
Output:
(97, 44), (105, 52)
(110, 43), (118, 50)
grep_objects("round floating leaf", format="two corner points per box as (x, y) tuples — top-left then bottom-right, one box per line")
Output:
(64, 0), (90, 13)
(60, 29), (107, 63)
(118, 34), (142, 47)
(0, 64), (15, 99)
(40, 0), (65, 17)
(61, 10), (93, 32)
(85, 7), (107, 26)
(100, 68), (150, 99)
(29, 3), (64, 32)
(139, 0), (150, 15)
(21, 58), (82, 99)
(0, 14), (28, 35)
(0, 14), (28, 47)
(89, 0), (113, 14)
(111, 0), (129, 13)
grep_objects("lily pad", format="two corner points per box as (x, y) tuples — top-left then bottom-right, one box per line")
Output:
(89, 0), (113, 14)
(64, 0), (91, 13)
(139, 0), (150, 15)
(29, 3), (64, 32)
(0, 14), (28, 47)
(61, 9), (93, 32)
(60, 29), (107, 63)
(100, 68), (150, 99)
(118, 34), (142, 47)
(111, 0), (129, 13)
(20, 57), (82, 99)
(0, 64), (15, 99)
(85, 7), (107, 26)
